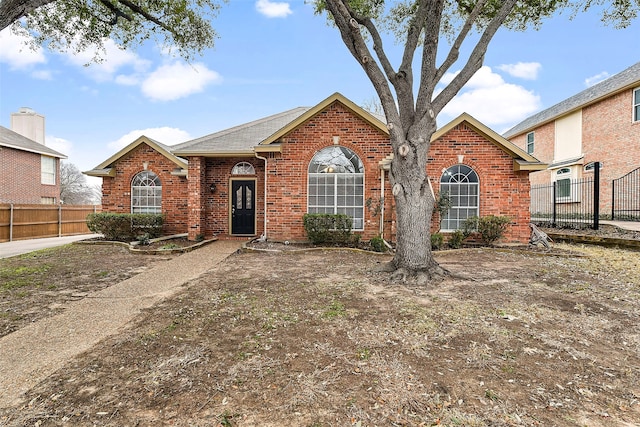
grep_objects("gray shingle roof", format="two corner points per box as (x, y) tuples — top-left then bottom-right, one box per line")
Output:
(172, 107), (311, 155)
(503, 61), (640, 138)
(0, 126), (66, 158)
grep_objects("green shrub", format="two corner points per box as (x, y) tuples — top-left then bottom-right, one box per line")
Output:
(87, 213), (164, 241)
(476, 215), (511, 245)
(430, 233), (444, 250)
(370, 235), (387, 252)
(448, 230), (465, 249)
(303, 213), (355, 245)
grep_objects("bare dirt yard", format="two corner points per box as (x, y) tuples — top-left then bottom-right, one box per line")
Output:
(1, 240), (639, 427)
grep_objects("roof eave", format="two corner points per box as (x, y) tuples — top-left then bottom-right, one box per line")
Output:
(513, 159), (548, 171)
(83, 168), (115, 177)
(172, 150), (256, 158)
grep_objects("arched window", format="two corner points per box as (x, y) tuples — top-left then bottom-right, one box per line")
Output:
(232, 162), (255, 175)
(131, 171), (162, 213)
(440, 164), (479, 231)
(308, 146), (364, 230)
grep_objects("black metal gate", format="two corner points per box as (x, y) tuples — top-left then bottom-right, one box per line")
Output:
(612, 167), (640, 221)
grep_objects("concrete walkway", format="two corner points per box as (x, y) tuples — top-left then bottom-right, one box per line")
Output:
(0, 239), (242, 408)
(0, 234), (102, 259)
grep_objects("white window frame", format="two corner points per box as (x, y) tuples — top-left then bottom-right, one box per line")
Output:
(232, 162), (255, 175)
(553, 166), (581, 203)
(633, 87), (640, 123)
(526, 132), (534, 154)
(41, 156), (56, 185)
(307, 146), (365, 230)
(439, 165), (479, 232)
(131, 171), (162, 214)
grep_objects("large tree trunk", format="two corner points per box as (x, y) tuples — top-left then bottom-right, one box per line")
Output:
(0, 0), (54, 31)
(385, 119), (448, 284)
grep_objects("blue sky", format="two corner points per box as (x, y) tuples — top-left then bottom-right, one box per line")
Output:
(0, 0), (638, 186)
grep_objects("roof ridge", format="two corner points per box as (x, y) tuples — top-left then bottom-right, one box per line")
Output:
(173, 107), (310, 151)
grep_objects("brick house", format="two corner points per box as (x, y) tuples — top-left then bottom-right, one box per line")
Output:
(0, 125), (66, 204)
(86, 93), (545, 244)
(504, 61), (640, 216)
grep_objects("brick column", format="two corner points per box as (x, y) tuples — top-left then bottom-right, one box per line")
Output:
(187, 156), (206, 241)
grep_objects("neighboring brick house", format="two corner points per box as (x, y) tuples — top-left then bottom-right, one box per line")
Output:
(86, 93), (545, 244)
(504, 61), (640, 216)
(0, 126), (66, 204)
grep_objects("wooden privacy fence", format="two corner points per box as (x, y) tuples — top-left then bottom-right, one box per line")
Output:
(0, 204), (101, 242)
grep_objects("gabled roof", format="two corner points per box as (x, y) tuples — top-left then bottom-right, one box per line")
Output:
(0, 126), (67, 158)
(84, 135), (187, 177)
(171, 107), (311, 157)
(380, 113), (547, 171)
(504, 61), (640, 138)
(259, 92), (389, 145)
(171, 93), (389, 157)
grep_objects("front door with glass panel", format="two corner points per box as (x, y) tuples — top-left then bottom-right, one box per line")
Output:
(231, 180), (255, 235)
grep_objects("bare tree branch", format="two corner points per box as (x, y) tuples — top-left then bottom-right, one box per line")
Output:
(0, 0), (54, 31)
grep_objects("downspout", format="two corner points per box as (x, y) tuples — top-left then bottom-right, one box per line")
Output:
(254, 152), (268, 240)
(379, 168), (385, 239)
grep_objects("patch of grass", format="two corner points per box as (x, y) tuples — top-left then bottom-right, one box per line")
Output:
(160, 243), (180, 250)
(0, 265), (50, 292)
(322, 300), (346, 319)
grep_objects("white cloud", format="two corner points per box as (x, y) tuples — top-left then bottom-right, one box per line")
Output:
(141, 62), (222, 101)
(46, 135), (73, 155)
(108, 127), (192, 150)
(62, 38), (151, 82)
(585, 71), (609, 87)
(497, 62), (541, 80)
(31, 70), (53, 80)
(439, 66), (541, 129)
(256, 0), (293, 18)
(0, 29), (46, 69)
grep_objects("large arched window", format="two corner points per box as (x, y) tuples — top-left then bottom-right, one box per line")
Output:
(440, 164), (479, 231)
(308, 146), (364, 230)
(131, 171), (162, 213)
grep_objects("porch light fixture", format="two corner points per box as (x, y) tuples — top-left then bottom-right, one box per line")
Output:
(210, 183), (217, 193)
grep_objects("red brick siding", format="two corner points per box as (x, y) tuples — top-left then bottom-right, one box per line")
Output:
(265, 102), (392, 241)
(101, 106), (535, 244)
(0, 146), (61, 204)
(427, 123), (532, 243)
(101, 143), (188, 235)
(510, 88), (640, 214)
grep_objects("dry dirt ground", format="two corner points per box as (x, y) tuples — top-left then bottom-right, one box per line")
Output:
(1, 239), (639, 427)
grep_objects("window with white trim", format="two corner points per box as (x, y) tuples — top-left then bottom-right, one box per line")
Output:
(232, 162), (255, 175)
(634, 87), (640, 122)
(131, 171), (162, 213)
(307, 146), (364, 230)
(440, 165), (479, 231)
(41, 156), (56, 185)
(526, 132), (534, 154)
(555, 168), (572, 199)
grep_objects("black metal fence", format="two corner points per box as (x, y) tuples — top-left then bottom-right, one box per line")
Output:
(530, 162), (601, 230)
(612, 167), (640, 221)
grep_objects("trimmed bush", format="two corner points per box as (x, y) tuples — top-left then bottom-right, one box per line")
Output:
(476, 215), (511, 245)
(370, 235), (387, 252)
(430, 232), (444, 250)
(87, 213), (164, 241)
(448, 230), (465, 249)
(303, 213), (356, 245)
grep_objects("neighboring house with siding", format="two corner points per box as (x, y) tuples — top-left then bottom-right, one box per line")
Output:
(504, 61), (640, 216)
(0, 123), (66, 205)
(86, 93), (545, 244)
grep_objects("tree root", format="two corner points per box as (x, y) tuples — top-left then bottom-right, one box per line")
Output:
(388, 264), (449, 286)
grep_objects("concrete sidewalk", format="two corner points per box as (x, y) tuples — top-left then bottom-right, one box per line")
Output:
(0, 239), (242, 408)
(0, 234), (102, 259)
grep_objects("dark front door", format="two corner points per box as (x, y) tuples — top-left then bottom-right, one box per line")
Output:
(231, 180), (255, 235)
